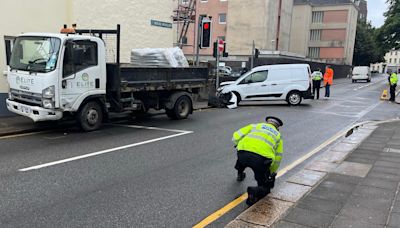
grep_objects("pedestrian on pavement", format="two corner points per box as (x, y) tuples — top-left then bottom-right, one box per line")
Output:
(311, 68), (323, 99)
(232, 116), (283, 206)
(324, 65), (334, 99)
(389, 69), (398, 102)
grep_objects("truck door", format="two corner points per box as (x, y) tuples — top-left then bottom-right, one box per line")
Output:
(236, 70), (269, 100)
(61, 40), (100, 110)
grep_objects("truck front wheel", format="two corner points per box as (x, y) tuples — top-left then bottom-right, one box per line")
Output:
(78, 101), (103, 131)
(166, 96), (192, 120)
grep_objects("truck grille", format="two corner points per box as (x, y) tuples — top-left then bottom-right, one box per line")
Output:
(10, 89), (42, 106)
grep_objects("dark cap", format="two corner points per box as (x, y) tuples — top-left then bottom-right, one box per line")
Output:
(265, 116), (283, 127)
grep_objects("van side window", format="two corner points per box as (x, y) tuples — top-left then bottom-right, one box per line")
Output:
(241, 71), (268, 84)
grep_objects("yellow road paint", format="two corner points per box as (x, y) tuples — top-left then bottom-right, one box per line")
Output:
(0, 131), (47, 140)
(192, 120), (375, 228)
(192, 193), (248, 228)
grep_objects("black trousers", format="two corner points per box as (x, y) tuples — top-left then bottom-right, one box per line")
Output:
(235, 150), (272, 187)
(312, 80), (321, 99)
(390, 84), (397, 101)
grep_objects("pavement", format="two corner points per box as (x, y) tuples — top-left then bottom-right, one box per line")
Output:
(227, 120), (400, 228)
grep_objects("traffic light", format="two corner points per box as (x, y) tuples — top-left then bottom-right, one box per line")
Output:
(200, 19), (212, 48)
(255, 48), (260, 59)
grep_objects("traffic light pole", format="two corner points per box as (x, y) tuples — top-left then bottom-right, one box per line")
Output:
(216, 47), (220, 91)
(195, 16), (203, 66)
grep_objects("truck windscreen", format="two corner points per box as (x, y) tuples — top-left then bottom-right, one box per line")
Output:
(10, 36), (61, 73)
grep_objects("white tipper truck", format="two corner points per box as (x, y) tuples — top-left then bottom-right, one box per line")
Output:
(6, 25), (208, 131)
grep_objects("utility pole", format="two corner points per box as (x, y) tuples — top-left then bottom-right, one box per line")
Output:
(250, 40), (255, 69)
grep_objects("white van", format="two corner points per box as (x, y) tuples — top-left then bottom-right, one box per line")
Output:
(218, 64), (313, 106)
(352, 66), (371, 83)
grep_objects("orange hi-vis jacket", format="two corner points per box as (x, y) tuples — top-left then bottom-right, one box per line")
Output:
(324, 68), (334, 86)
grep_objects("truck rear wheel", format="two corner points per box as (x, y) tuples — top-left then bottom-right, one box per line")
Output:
(166, 96), (192, 120)
(78, 101), (103, 132)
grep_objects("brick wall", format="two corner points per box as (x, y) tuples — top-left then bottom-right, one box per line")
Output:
(321, 29), (346, 41)
(323, 10), (348, 23)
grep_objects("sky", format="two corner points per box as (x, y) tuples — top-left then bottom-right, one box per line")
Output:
(368, 0), (389, 28)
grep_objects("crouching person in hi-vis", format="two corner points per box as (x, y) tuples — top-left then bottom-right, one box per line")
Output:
(232, 116), (284, 206)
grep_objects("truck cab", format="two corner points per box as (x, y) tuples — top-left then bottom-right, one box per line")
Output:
(7, 33), (106, 125)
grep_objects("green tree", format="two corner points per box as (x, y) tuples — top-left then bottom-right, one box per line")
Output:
(353, 21), (383, 66)
(379, 0), (400, 50)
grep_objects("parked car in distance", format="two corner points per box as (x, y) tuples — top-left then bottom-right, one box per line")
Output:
(352, 66), (371, 83)
(217, 64), (313, 106)
(218, 66), (232, 76)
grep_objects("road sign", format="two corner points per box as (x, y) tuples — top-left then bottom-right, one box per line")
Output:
(218, 39), (224, 53)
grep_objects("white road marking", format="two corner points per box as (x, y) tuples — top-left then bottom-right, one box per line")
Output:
(353, 79), (384, 91)
(19, 125), (193, 172)
(114, 124), (191, 133)
(356, 101), (383, 118)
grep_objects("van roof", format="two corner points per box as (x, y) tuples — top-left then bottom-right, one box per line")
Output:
(252, 64), (310, 72)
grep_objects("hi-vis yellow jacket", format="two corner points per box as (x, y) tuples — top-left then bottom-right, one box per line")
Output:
(232, 123), (283, 173)
(390, 73), (398, 85)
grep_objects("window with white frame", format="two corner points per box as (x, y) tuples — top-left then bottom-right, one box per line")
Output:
(201, 0), (208, 3)
(219, 13), (227, 24)
(181, 0), (189, 4)
(310, 30), (321, 41)
(308, 47), (320, 58)
(312, 11), (324, 23)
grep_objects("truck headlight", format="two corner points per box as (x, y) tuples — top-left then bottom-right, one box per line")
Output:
(42, 86), (55, 99)
(42, 99), (54, 109)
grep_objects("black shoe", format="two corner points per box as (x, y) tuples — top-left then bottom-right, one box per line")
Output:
(246, 187), (258, 206)
(237, 172), (246, 182)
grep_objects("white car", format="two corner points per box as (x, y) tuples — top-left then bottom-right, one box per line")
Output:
(218, 64), (313, 106)
(352, 66), (371, 83)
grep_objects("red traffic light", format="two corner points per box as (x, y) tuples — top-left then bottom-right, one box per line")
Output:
(203, 23), (210, 30)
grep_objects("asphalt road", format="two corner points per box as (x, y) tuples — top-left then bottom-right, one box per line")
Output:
(0, 74), (399, 228)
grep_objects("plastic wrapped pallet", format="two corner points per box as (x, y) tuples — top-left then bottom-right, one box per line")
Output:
(130, 47), (189, 67)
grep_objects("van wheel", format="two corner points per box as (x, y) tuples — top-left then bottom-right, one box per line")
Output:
(287, 91), (302, 106)
(167, 96), (192, 120)
(78, 101), (103, 132)
(352, 80), (355, 83)
(367, 79), (371, 83)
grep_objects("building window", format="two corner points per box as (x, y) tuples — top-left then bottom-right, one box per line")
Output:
(182, 36), (188, 45)
(390, 58), (392, 63)
(310, 30), (321, 41)
(181, 0), (188, 4)
(219, 13), (227, 24)
(312, 11), (324, 23)
(201, 0), (208, 3)
(308, 47), (320, 58)
(4, 37), (15, 66)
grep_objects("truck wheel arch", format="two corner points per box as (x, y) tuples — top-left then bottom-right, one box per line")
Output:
(164, 91), (193, 114)
(77, 95), (108, 120)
